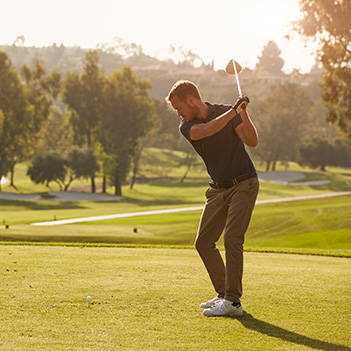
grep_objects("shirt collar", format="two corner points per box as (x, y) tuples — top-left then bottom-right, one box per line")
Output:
(205, 102), (215, 119)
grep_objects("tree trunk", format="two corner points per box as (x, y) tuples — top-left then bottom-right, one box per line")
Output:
(180, 153), (193, 183)
(130, 148), (142, 189)
(265, 160), (271, 172)
(130, 173), (137, 189)
(272, 160), (277, 172)
(114, 173), (122, 196)
(9, 162), (18, 190)
(0, 156), (5, 192)
(64, 176), (75, 191)
(10, 163), (14, 186)
(55, 180), (63, 191)
(102, 176), (106, 193)
(115, 185), (122, 196)
(130, 161), (138, 189)
(130, 161), (138, 188)
(91, 176), (96, 193)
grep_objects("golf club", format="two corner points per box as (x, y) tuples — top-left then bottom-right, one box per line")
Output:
(225, 59), (242, 95)
(225, 59), (248, 112)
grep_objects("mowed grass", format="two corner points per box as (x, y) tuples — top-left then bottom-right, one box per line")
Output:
(247, 195), (351, 251)
(0, 245), (350, 351)
(1, 159), (351, 256)
(1, 194), (351, 257)
(1, 159), (350, 350)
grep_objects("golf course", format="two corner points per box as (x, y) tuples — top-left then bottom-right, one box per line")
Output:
(0, 160), (350, 350)
(1, 0), (351, 347)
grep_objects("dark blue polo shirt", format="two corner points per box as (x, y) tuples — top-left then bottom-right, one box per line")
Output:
(179, 103), (256, 182)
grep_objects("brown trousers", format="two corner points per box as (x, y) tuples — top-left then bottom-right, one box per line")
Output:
(195, 177), (259, 303)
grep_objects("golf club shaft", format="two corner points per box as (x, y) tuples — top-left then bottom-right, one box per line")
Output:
(233, 61), (242, 96)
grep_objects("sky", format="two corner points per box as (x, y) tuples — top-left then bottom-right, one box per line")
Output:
(0, 0), (318, 73)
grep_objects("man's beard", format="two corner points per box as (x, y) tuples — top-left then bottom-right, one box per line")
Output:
(187, 103), (201, 120)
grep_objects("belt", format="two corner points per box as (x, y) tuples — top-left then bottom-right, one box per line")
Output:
(209, 172), (257, 190)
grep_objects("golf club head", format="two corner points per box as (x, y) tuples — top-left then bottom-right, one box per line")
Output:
(225, 60), (242, 75)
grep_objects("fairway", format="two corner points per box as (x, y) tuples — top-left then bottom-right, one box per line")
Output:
(2, 194), (351, 256)
(0, 246), (350, 351)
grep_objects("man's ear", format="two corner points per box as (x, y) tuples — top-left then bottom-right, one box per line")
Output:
(186, 96), (196, 106)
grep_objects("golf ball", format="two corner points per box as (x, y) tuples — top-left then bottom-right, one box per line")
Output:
(86, 296), (92, 302)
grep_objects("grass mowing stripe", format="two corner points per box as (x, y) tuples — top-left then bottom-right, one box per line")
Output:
(1, 195), (351, 256)
(30, 206), (204, 226)
(0, 241), (350, 258)
(29, 192), (351, 226)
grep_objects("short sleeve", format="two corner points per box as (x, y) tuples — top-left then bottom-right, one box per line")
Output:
(179, 119), (197, 142)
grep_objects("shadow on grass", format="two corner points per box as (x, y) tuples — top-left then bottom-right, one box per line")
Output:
(119, 195), (204, 207)
(0, 199), (86, 210)
(0, 193), (200, 210)
(235, 312), (351, 351)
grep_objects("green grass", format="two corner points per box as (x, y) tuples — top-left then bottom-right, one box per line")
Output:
(1, 158), (351, 256)
(1, 194), (351, 256)
(247, 195), (351, 250)
(1, 157), (350, 349)
(0, 245), (350, 351)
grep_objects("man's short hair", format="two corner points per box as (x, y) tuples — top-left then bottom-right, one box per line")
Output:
(165, 80), (202, 103)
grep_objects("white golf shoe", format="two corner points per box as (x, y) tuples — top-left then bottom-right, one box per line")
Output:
(203, 299), (243, 317)
(200, 296), (223, 309)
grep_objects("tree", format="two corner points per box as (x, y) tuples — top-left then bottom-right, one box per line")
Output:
(27, 152), (66, 190)
(14, 60), (61, 186)
(179, 146), (198, 183)
(129, 131), (159, 189)
(298, 136), (335, 171)
(333, 139), (351, 168)
(256, 41), (285, 75)
(294, 0), (351, 137)
(37, 107), (72, 153)
(61, 50), (105, 192)
(20, 60), (61, 124)
(0, 110), (9, 191)
(129, 142), (143, 190)
(153, 99), (180, 149)
(102, 66), (156, 195)
(0, 51), (33, 190)
(298, 135), (351, 170)
(65, 148), (100, 191)
(252, 82), (311, 171)
(27, 148), (99, 191)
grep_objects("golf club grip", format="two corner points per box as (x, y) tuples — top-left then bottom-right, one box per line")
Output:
(236, 101), (247, 113)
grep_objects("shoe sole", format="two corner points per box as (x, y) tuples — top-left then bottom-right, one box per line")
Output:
(203, 312), (243, 317)
(203, 308), (243, 317)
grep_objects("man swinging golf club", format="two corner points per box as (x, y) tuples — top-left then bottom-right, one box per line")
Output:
(166, 61), (259, 316)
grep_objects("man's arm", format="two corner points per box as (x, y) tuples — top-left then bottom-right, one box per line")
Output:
(190, 108), (237, 141)
(235, 108), (258, 147)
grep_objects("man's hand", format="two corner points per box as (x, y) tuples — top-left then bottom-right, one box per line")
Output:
(233, 95), (250, 114)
